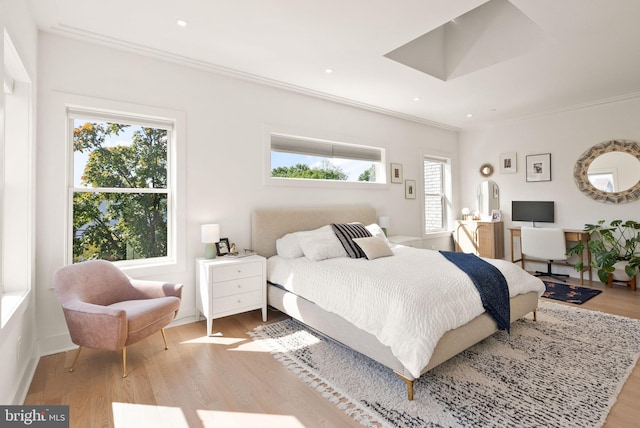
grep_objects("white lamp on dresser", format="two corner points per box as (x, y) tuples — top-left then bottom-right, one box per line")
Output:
(201, 224), (220, 259)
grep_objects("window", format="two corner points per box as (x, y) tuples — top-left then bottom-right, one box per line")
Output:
(2, 30), (34, 326)
(423, 156), (449, 233)
(69, 109), (174, 265)
(269, 133), (385, 184)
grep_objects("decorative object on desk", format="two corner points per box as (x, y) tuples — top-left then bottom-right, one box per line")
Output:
(201, 224), (220, 259)
(377, 216), (390, 235)
(499, 152), (517, 173)
(250, 301), (640, 428)
(390, 163), (403, 183)
(526, 153), (551, 182)
(479, 163), (494, 177)
(477, 180), (499, 219)
(491, 209), (501, 221)
(573, 140), (640, 204)
(230, 243), (237, 254)
(567, 219), (640, 284)
(215, 237), (231, 256)
(461, 207), (471, 220)
(542, 280), (601, 304)
(404, 179), (416, 199)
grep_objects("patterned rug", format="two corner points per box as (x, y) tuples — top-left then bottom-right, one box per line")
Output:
(249, 301), (640, 428)
(542, 280), (602, 304)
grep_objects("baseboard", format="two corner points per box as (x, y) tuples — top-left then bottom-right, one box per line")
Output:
(13, 343), (39, 404)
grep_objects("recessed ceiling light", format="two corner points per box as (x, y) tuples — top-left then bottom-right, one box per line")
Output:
(324, 68), (333, 74)
(177, 19), (188, 27)
(467, 113), (473, 118)
(413, 97), (421, 102)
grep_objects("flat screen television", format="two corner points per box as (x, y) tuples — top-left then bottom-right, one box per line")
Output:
(511, 201), (555, 224)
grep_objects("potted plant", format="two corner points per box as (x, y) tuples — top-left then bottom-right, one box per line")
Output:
(567, 220), (640, 284)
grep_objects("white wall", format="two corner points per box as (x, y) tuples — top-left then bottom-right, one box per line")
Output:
(0, 0), (39, 405)
(35, 33), (459, 354)
(459, 97), (640, 277)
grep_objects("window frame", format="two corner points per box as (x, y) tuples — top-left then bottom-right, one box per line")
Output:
(62, 97), (185, 277)
(422, 154), (452, 236)
(264, 128), (388, 189)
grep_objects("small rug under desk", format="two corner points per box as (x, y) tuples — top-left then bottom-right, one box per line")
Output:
(542, 280), (602, 304)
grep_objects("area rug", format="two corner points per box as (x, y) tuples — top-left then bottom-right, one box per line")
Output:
(542, 280), (602, 304)
(249, 301), (640, 428)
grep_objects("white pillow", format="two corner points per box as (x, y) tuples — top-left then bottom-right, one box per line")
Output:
(365, 223), (390, 246)
(275, 232), (304, 259)
(352, 237), (394, 260)
(297, 225), (347, 261)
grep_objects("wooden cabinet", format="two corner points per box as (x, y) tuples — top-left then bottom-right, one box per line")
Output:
(196, 255), (267, 336)
(454, 220), (504, 259)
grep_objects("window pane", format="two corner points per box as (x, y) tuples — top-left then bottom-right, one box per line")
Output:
(424, 195), (444, 231)
(73, 192), (168, 262)
(73, 119), (167, 189)
(270, 133), (383, 182)
(424, 158), (446, 232)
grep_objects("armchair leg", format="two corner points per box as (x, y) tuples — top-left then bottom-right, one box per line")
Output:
(161, 328), (169, 350)
(122, 347), (127, 378)
(69, 346), (83, 372)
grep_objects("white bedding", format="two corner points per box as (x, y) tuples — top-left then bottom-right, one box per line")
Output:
(268, 245), (546, 378)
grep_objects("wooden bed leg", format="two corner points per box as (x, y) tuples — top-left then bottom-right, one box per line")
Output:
(395, 373), (415, 401)
(533, 310), (537, 322)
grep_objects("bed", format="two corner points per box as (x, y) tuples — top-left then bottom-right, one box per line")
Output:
(251, 205), (544, 400)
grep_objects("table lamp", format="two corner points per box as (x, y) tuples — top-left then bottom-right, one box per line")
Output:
(201, 224), (220, 259)
(378, 216), (390, 235)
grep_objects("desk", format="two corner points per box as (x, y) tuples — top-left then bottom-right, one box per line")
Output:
(509, 228), (591, 284)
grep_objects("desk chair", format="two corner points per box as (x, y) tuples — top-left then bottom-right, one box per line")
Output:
(521, 226), (570, 282)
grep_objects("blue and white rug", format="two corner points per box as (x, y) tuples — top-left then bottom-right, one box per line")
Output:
(249, 301), (640, 427)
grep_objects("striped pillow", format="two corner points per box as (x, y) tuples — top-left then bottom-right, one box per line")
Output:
(331, 223), (372, 258)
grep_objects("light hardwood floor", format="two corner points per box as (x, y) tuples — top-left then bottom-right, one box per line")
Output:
(25, 278), (640, 428)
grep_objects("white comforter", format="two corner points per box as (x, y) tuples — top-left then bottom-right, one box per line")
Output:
(268, 245), (545, 378)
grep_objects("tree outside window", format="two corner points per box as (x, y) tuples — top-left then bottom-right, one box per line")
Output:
(71, 116), (170, 263)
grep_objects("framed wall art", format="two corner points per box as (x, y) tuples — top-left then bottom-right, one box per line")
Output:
(391, 163), (403, 183)
(405, 179), (416, 199)
(499, 152), (517, 174)
(526, 153), (551, 182)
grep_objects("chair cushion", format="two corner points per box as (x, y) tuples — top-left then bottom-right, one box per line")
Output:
(109, 296), (181, 344)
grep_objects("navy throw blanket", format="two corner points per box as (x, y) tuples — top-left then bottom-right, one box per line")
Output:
(439, 251), (511, 333)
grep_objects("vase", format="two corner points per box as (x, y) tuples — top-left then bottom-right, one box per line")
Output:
(612, 261), (633, 281)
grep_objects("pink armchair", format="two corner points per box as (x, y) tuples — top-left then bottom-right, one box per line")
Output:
(53, 259), (183, 377)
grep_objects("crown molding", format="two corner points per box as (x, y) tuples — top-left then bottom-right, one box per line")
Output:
(43, 24), (461, 132)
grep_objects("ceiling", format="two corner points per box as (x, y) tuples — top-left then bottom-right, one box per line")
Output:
(29, 0), (640, 130)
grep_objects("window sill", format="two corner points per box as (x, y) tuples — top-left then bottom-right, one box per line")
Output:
(1, 290), (30, 329)
(424, 231), (453, 239)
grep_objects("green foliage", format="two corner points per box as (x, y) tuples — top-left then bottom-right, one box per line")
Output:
(567, 219), (640, 283)
(271, 161), (348, 180)
(358, 165), (376, 182)
(73, 122), (168, 262)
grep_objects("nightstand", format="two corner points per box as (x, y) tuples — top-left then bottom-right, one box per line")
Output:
(387, 235), (423, 248)
(196, 255), (267, 336)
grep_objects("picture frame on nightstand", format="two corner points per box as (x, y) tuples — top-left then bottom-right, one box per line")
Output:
(215, 238), (230, 256)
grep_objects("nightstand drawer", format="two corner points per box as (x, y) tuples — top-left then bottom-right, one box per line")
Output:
(212, 275), (263, 298)
(211, 261), (263, 283)
(213, 290), (262, 315)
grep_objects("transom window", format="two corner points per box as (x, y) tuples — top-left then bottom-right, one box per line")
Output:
(270, 133), (385, 183)
(69, 109), (173, 264)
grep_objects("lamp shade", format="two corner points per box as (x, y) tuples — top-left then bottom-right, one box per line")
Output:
(201, 224), (220, 244)
(377, 216), (390, 228)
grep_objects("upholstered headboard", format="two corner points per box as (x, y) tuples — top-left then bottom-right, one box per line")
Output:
(251, 205), (377, 258)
